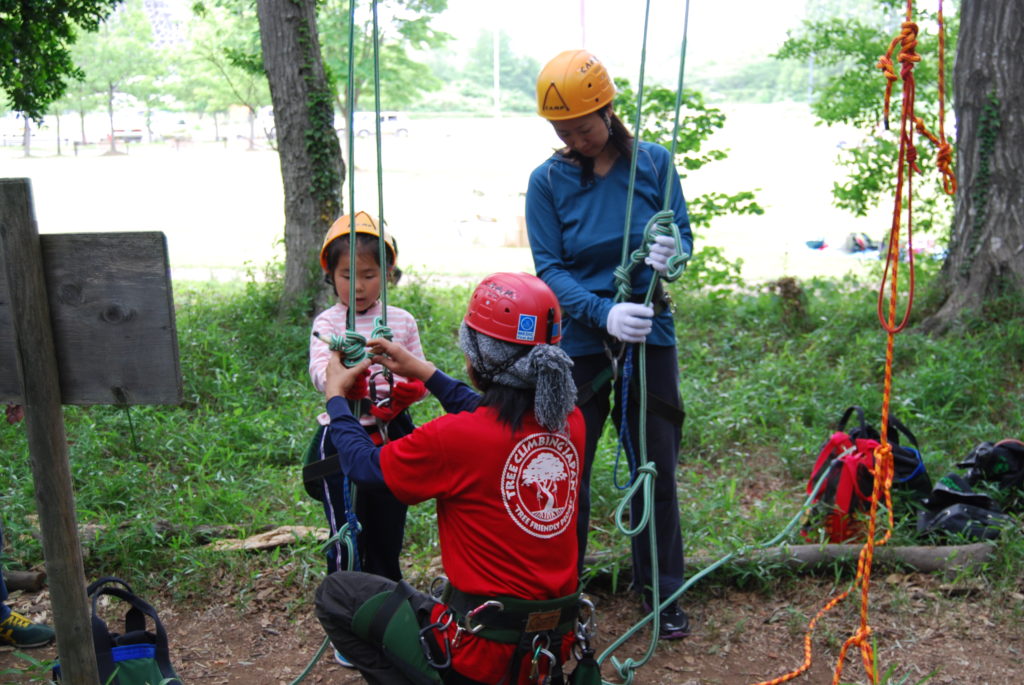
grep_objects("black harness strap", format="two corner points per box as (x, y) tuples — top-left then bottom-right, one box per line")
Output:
(366, 580), (417, 646)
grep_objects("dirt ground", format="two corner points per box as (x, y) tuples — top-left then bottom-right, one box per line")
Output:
(4, 561), (1023, 685)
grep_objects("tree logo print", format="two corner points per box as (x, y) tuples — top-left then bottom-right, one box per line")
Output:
(501, 433), (580, 538)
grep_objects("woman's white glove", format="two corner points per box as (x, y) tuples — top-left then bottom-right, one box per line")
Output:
(644, 234), (677, 274)
(606, 302), (655, 343)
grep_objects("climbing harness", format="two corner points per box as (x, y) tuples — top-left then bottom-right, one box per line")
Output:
(756, 2), (956, 684)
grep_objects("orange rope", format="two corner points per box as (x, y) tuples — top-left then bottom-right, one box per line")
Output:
(753, 2), (957, 683)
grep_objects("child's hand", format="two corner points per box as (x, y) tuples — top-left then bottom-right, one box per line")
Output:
(366, 338), (436, 382)
(325, 353), (373, 401)
(369, 379), (426, 423)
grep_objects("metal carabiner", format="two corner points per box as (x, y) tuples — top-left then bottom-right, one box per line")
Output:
(418, 608), (454, 669)
(602, 339), (624, 384)
(465, 600), (503, 634)
(528, 636), (557, 684)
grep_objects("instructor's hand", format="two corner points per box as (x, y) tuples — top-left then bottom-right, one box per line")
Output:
(366, 338), (436, 382)
(644, 234), (677, 274)
(606, 302), (654, 344)
(325, 353), (373, 401)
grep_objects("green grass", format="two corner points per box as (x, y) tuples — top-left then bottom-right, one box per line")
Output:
(2, 263), (1022, 604)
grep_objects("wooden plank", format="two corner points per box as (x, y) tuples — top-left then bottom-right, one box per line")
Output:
(0, 178), (100, 685)
(0, 231), (181, 405)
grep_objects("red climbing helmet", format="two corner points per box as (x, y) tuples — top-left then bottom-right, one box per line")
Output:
(464, 272), (562, 346)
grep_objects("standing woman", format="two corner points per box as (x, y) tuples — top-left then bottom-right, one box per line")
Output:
(525, 49), (694, 638)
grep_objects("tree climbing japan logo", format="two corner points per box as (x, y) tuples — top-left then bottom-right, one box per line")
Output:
(501, 433), (580, 538)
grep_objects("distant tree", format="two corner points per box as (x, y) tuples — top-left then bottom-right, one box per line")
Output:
(70, 0), (161, 154)
(462, 30), (540, 110)
(256, 0), (344, 314)
(774, 2), (956, 236)
(186, 2), (272, 148)
(614, 78), (764, 290)
(317, 0), (450, 117)
(921, 1), (1024, 333)
(0, 0), (119, 122)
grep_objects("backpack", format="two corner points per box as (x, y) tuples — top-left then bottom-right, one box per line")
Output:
(801, 406), (932, 543)
(53, 577), (182, 685)
(956, 439), (1024, 492)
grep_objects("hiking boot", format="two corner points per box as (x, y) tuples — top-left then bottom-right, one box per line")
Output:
(643, 601), (690, 640)
(0, 611), (56, 649)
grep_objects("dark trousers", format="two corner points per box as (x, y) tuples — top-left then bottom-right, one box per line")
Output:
(0, 524), (9, 621)
(317, 414), (414, 580)
(572, 345), (686, 600)
(315, 571), (437, 685)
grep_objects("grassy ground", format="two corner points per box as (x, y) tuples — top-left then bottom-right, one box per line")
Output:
(2, 262), (1023, 607)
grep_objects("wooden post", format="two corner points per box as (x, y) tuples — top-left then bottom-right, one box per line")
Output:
(0, 179), (99, 685)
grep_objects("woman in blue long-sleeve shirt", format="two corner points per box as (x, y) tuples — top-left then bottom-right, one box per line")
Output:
(526, 49), (694, 639)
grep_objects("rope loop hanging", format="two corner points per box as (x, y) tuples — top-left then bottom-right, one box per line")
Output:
(595, 0), (691, 680)
(757, 3), (956, 683)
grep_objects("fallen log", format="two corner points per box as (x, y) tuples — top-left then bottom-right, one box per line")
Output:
(5, 569), (47, 592)
(688, 542), (995, 575)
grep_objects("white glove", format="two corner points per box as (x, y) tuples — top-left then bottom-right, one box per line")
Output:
(606, 302), (655, 344)
(644, 234), (677, 274)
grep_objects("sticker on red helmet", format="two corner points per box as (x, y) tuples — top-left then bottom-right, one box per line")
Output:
(516, 314), (538, 342)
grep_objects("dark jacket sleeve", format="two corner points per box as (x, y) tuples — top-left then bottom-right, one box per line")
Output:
(325, 396), (386, 487)
(424, 369), (480, 414)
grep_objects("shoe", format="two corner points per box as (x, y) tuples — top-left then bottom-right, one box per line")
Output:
(0, 611), (56, 649)
(643, 601), (690, 640)
(333, 647), (355, 668)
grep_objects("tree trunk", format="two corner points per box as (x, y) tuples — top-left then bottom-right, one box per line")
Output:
(921, 0), (1024, 334)
(256, 0), (344, 316)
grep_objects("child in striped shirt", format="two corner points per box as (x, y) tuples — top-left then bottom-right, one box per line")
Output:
(306, 211), (427, 582)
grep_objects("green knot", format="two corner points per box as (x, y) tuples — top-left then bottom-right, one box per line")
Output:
(613, 264), (633, 302)
(644, 209), (689, 282)
(341, 329), (367, 367)
(371, 317), (393, 342)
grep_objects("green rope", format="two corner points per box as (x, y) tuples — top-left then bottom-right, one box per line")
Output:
(342, 0), (364, 367)
(370, 0), (393, 347)
(600, 458), (842, 682)
(600, 0), (691, 681)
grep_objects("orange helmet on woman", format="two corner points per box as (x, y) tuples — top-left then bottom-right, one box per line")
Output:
(319, 211), (397, 271)
(464, 272), (561, 345)
(536, 50), (616, 121)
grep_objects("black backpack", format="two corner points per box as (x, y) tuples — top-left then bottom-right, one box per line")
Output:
(957, 439), (1024, 492)
(54, 577), (182, 685)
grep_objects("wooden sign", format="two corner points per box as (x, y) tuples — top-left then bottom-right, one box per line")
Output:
(0, 231), (181, 405)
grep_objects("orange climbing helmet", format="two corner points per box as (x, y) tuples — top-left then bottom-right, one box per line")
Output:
(464, 272), (562, 346)
(319, 211), (397, 271)
(536, 50), (616, 121)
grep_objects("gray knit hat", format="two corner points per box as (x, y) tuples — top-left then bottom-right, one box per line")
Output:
(459, 322), (576, 431)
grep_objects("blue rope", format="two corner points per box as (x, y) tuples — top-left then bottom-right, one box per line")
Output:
(613, 345), (639, 490)
(341, 474), (361, 571)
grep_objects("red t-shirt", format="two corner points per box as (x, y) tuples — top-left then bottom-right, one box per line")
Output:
(381, 405), (585, 682)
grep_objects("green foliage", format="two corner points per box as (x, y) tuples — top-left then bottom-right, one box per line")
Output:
(612, 76), (764, 239)
(774, 2), (957, 234)
(0, 0), (120, 121)
(3, 266), (1023, 600)
(317, 0), (450, 114)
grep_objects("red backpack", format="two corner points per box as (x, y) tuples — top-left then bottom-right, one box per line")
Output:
(801, 406), (931, 543)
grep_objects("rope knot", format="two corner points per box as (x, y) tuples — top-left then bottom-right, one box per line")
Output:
(341, 329), (367, 367)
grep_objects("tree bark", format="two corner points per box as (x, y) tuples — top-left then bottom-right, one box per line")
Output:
(256, 0), (344, 316)
(921, 0), (1024, 334)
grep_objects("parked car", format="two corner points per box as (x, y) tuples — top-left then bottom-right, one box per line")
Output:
(343, 111), (410, 138)
(113, 112), (146, 143)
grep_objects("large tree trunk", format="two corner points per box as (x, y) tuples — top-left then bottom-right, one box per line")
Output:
(256, 0), (344, 316)
(921, 1), (1024, 334)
